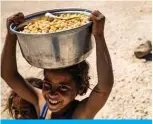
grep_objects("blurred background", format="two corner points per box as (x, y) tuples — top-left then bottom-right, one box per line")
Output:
(1, 1), (152, 119)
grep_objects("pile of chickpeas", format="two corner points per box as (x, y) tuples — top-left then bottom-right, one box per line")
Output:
(21, 13), (89, 34)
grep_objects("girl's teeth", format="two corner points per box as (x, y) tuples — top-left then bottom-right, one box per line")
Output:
(49, 99), (58, 104)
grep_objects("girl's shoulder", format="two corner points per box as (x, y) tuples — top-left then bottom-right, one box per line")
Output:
(33, 88), (45, 116)
(72, 98), (91, 119)
(36, 88), (45, 108)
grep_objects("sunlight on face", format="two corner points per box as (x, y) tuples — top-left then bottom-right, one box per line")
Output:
(42, 70), (78, 112)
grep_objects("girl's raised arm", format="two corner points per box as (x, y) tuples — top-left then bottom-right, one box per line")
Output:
(1, 13), (40, 115)
(75, 10), (114, 119)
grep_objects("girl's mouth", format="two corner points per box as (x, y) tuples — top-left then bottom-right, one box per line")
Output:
(48, 99), (61, 106)
(47, 94), (61, 105)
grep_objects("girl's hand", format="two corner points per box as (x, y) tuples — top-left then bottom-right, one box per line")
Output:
(6, 12), (25, 37)
(89, 10), (105, 38)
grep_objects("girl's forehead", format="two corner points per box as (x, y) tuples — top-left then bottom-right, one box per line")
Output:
(12, 96), (33, 108)
(45, 70), (73, 83)
(13, 95), (20, 104)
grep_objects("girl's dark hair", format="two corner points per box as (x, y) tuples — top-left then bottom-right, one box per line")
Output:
(5, 91), (18, 118)
(44, 60), (90, 95)
(3, 77), (43, 118)
(25, 77), (43, 89)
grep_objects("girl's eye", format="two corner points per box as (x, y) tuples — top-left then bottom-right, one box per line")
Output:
(21, 110), (30, 115)
(59, 85), (69, 92)
(43, 81), (52, 89)
(13, 110), (19, 114)
(44, 83), (51, 87)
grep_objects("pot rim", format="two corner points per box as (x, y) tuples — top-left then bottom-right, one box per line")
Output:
(10, 8), (93, 36)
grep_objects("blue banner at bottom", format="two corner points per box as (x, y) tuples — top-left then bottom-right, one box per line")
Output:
(1, 120), (152, 124)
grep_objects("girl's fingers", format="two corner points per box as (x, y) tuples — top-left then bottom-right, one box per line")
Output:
(88, 10), (105, 21)
(88, 14), (97, 22)
(96, 14), (105, 21)
(92, 10), (100, 16)
(14, 13), (24, 24)
(7, 17), (14, 28)
(7, 12), (24, 25)
(89, 13), (105, 21)
(92, 10), (105, 21)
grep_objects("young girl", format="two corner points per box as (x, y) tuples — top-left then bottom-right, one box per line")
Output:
(1, 10), (114, 119)
(4, 77), (43, 119)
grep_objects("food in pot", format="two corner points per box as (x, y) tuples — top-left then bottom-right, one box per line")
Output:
(21, 13), (89, 33)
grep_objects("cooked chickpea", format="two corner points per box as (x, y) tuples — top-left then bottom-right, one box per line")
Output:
(21, 13), (89, 34)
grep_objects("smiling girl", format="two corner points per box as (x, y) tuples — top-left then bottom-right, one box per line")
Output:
(1, 10), (114, 119)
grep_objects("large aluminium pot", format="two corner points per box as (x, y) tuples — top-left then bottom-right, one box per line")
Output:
(10, 8), (93, 69)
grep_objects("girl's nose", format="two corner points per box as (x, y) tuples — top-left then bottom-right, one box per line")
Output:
(50, 89), (59, 96)
(16, 114), (22, 119)
(49, 86), (59, 98)
(48, 93), (58, 99)
(50, 85), (58, 93)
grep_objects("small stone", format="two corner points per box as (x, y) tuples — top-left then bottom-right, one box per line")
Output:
(113, 97), (115, 100)
(132, 96), (135, 99)
(145, 111), (148, 115)
(141, 59), (147, 63)
(134, 40), (152, 59)
(138, 38), (142, 41)
(121, 79), (125, 81)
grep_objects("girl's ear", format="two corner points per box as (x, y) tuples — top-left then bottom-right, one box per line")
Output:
(78, 84), (86, 96)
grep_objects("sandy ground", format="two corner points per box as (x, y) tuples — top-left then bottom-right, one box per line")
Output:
(1, 1), (152, 119)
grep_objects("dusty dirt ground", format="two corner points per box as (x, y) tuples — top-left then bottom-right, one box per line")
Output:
(1, 1), (152, 119)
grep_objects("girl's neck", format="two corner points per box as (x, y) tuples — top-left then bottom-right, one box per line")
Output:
(51, 100), (76, 119)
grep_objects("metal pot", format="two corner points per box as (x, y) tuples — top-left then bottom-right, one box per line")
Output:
(10, 8), (93, 69)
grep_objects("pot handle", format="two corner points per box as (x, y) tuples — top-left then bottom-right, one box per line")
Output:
(10, 23), (17, 33)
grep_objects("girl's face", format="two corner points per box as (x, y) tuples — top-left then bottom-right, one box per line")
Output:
(12, 96), (37, 119)
(43, 70), (79, 112)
